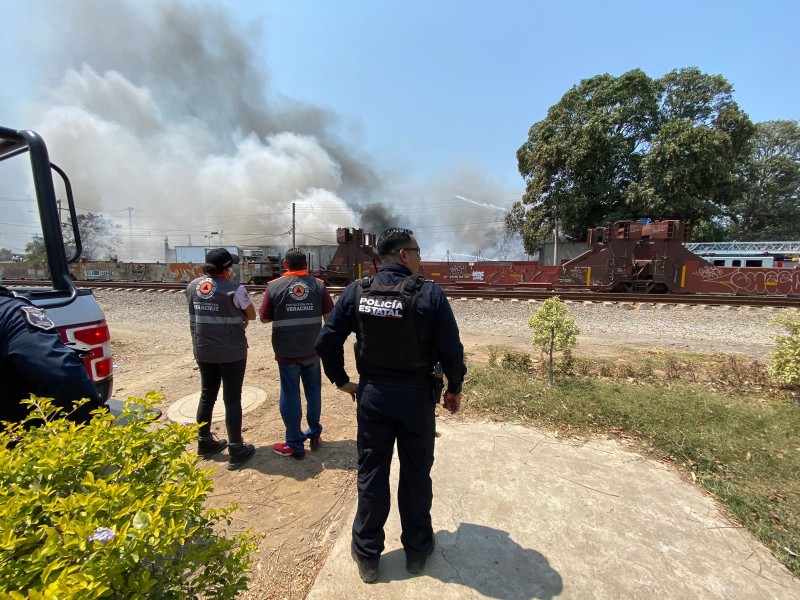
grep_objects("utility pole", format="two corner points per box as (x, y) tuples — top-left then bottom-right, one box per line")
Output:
(553, 216), (559, 266)
(292, 202), (296, 248)
(124, 206), (135, 262)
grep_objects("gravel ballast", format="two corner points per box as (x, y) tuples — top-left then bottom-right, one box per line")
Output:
(95, 289), (786, 360)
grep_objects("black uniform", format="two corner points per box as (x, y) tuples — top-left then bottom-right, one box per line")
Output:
(315, 263), (466, 563)
(0, 286), (101, 426)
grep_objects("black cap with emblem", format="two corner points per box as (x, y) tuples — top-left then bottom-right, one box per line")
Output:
(205, 248), (240, 270)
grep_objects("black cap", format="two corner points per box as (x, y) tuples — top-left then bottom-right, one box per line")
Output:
(205, 248), (239, 270)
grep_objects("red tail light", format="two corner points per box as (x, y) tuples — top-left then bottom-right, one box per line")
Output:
(72, 324), (111, 345)
(58, 321), (113, 383)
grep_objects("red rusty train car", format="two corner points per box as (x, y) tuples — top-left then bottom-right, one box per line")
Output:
(310, 220), (800, 297)
(418, 219), (800, 297)
(560, 220), (800, 296)
(6, 221), (796, 297)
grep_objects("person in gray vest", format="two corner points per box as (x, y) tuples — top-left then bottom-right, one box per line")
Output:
(259, 248), (334, 459)
(186, 248), (257, 470)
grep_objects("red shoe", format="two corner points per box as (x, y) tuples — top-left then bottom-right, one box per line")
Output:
(272, 442), (305, 459)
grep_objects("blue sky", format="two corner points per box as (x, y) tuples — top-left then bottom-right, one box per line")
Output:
(246, 0), (799, 185)
(0, 0), (797, 260)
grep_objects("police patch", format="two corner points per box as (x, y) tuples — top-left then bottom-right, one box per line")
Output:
(195, 277), (217, 299)
(290, 283), (310, 301)
(358, 296), (405, 318)
(20, 306), (56, 331)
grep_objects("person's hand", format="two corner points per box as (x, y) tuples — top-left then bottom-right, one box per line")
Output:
(443, 391), (461, 414)
(339, 381), (358, 401)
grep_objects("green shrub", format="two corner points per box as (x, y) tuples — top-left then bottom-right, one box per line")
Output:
(528, 296), (579, 384)
(769, 311), (800, 389)
(0, 394), (258, 599)
(500, 350), (532, 372)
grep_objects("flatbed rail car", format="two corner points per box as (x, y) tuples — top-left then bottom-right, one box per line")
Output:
(1, 257), (282, 285)
(420, 220), (800, 297)
(4, 219), (799, 297)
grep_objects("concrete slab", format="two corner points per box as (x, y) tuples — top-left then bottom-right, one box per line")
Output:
(165, 386), (267, 423)
(308, 420), (799, 599)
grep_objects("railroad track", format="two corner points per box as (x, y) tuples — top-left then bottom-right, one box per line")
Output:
(4, 279), (800, 308)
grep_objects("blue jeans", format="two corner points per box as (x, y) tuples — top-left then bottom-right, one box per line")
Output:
(278, 358), (323, 452)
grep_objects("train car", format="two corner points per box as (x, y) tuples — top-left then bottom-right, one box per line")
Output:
(1, 257), (281, 285)
(559, 219), (800, 296)
(5, 220), (798, 297)
(421, 260), (560, 288)
(316, 227), (381, 286)
(693, 254), (799, 269)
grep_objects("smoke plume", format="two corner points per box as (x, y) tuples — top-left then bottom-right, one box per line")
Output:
(8, 0), (525, 261)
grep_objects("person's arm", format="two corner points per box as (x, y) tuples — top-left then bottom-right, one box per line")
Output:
(321, 284), (334, 323)
(233, 286), (257, 326)
(430, 284), (467, 396)
(2, 305), (101, 421)
(259, 289), (273, 323)
(315, 285), (356, 388)
(243, 303), (257, 322)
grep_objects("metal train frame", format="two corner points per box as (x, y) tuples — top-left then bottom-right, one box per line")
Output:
(3, 220), (798, 297)
(307, 221), (800, 297)
(419, 220), (800, 297)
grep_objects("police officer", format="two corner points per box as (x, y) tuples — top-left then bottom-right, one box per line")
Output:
(316, 228), (466, 583)
(0, 285), (102, 427)
(187, 248), (257, 470)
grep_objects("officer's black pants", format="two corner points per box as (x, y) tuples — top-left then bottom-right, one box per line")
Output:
(352, 382), (435, 561)
(196, 358), (246, 443)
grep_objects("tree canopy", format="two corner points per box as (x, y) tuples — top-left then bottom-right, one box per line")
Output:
(508, 67), (774, 252)
(62, 213), (122, 261)
(728, 120), (800, 240)
(24, 237), (47, 263)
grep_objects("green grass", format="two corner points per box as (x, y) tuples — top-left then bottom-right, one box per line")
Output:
(464, 350), (800, 577)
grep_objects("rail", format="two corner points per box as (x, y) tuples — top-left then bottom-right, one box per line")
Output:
(4, 279), (800, 308)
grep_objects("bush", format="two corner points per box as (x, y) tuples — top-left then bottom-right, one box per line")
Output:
(0, 394), (258, 599)
(500, 350), (532, 372)
(769, 312), (800, 389)
(528, 296), (579, 384)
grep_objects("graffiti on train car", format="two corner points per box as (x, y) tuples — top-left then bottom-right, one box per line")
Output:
(695, 265), (800, 296)
(166, 263), (205, 282)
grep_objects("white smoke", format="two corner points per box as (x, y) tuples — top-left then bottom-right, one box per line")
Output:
(5, 0), (525, 262)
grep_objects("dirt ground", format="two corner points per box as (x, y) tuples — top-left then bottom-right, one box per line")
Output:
(107, 306), (767, 599)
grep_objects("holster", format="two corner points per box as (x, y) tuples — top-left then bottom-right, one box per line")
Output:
(432, 362), (444, 404)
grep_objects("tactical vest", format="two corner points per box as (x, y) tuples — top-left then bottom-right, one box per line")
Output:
(267, 275), (325, 359)
(187, 276), (248, 363)
(354, 274), (432, 379)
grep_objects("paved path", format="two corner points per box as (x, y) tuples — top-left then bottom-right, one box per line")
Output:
(307, 420), (799, 599)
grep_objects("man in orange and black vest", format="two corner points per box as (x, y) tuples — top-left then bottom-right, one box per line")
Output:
(259, 248), (333, 459)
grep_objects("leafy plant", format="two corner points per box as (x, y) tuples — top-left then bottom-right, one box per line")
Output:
(0, 394), (258, 599)
(769, 311), (800, 389)
(528, 296), (579, 384)
(500, 350), (532, 372)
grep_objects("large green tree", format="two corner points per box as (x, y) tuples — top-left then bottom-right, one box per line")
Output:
(62, 213), (122, 261)
(727, 120), (800, 240)
(509, 68), (755, 252)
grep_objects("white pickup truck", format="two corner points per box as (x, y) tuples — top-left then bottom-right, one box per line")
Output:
(1, 127), (114, 403)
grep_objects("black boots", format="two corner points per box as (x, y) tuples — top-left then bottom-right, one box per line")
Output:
(227, 441), (256, 470)
(197, 434), (227, 457)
